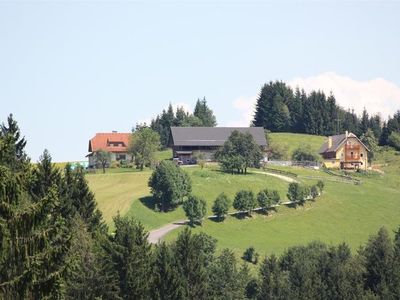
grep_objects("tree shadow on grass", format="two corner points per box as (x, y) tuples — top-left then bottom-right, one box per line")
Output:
(139, 196), (157, 210)
(209, 216), (225, 223)
(284, 202), (298, 209)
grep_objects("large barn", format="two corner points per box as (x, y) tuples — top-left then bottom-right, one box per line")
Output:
(170, 127), (267, 164)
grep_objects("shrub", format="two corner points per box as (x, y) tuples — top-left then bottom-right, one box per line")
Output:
(233, 190), (256, 216)
(310, 185), (319, 200)
(148, 161), (192, 211)
(242, 246), (258, 264)
(388, 132), (400, 151)
(317, 180), (324, 192)
(292, 145), (319, 161)
(183, 195), (207, 226)
(268, 143), (289, 160)
(212, 193), (231, 220)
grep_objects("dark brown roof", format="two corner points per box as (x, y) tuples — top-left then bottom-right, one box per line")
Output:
(170, 127), (267, 147)
(319, 132), (370, 154)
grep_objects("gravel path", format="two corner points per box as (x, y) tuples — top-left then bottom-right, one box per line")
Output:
(148, 221), (187, 244)
(252, 171), (298, 183)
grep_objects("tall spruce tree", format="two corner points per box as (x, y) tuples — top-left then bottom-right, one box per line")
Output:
(151, 242), (185, 300)
(110, 215), (152, 299)
(193, 97), (217, 127)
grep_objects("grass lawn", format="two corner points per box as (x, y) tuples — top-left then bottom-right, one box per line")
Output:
(88, 165), (292, 230)
(269, 132), (325, 157)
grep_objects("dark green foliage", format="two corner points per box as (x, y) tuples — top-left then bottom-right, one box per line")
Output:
(361, 227), (394, 297)
(243, 246), (258, 264)
(291, 145), (319, 162)
(216, 130), (263, 174)
(110, 215), (152, 299)
(257, 189), (280, 213)
(0, 166), (71, 299)
(310, 185), (319, 200)
(183, 195), (207, 226)
(61, 164), (104, 232)
(360, 128), (379, 162)
(208, 249), (248, 299)
(65, 217), (121, 300)
(194, 97), (217, 127)
(129, 127), (160, 170)
(148, 161), (192, 211)
(150, 100), (217, 148)
(317, 180), (325, 193)
(212, 192), (231, 220)
(233, 190), (257, 216)
(0, 114), (29, 172)
(151, 242), (185, 300)
(388, 131), (400, 150)
(251, 81), (395, 146)
(258, 254), (290, 299)
(173, 228), (216, 299)
(287, 182), (309, 204)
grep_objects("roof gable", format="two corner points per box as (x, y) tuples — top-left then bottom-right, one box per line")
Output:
(89, 132), (131, 153)
(170, 127), (267, 147)
(319, 132), (370, 154)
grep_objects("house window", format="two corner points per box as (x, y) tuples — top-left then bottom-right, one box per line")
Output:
(117, 154), (126, 161)
(361, 153), (363, 157)
(350, 152), (353, 158)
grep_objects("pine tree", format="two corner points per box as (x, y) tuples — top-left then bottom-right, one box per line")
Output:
(110, 215), (152, 299)
(151, 242), (185, 300)
(173, 228), (211, 299)
(361, 227), (394, 297)
(0, 166), (71, 299)
(0, 114), (29, 172)
(193, 97), (217, 127)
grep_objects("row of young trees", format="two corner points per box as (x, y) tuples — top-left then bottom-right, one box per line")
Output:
(252, 81), (400, 150)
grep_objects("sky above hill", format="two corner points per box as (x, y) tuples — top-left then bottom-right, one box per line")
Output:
(1, 1), (400, 162)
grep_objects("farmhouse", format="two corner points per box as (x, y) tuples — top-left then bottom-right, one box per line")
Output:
(87, 132), (132, 167)
(319, 131), (369, 170)
(170, 127), (267, 164)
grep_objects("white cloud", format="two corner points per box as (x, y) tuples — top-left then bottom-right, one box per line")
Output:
(289, 72), (400, 119)
(225, 96), (257, 127)
(228, 72), (400, 126)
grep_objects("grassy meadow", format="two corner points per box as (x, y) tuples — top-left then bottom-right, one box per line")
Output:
(268, 132), (326, 157)
(87, 133), (400, 255)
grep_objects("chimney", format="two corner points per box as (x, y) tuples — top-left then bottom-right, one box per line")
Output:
(328, 136), (332, 149)
(345, 130), (348, 137)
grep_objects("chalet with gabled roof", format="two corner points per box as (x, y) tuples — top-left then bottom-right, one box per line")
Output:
(87, 132), (132, 167)
(319, 131), (369, 170)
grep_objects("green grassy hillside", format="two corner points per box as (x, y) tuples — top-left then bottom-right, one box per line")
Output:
(87, 133), (400, 255)
(268, 132), (326, 157)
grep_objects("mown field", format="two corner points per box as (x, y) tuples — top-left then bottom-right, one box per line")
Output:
(268, 132), (326, 157)
(87, 133), (400, 255)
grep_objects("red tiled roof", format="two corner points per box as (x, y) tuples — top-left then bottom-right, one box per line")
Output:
(88, 132), (131, 153)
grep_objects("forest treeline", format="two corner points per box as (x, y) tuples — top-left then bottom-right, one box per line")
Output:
(1, 114), (400, 299)
(138, 81), (400, 151)
(145, 97), (217, 148)
(252, 81), (400, 148)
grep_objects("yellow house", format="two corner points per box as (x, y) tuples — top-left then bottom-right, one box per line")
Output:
(319, 131), (369, 170)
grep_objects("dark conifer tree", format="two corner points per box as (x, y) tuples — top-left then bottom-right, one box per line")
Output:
(151, 242), (185, 300)
(361, 227), (394, 297)
(110, 215), (152, 299)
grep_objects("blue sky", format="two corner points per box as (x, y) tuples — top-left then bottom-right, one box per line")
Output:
(1, 1), (400, 162)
